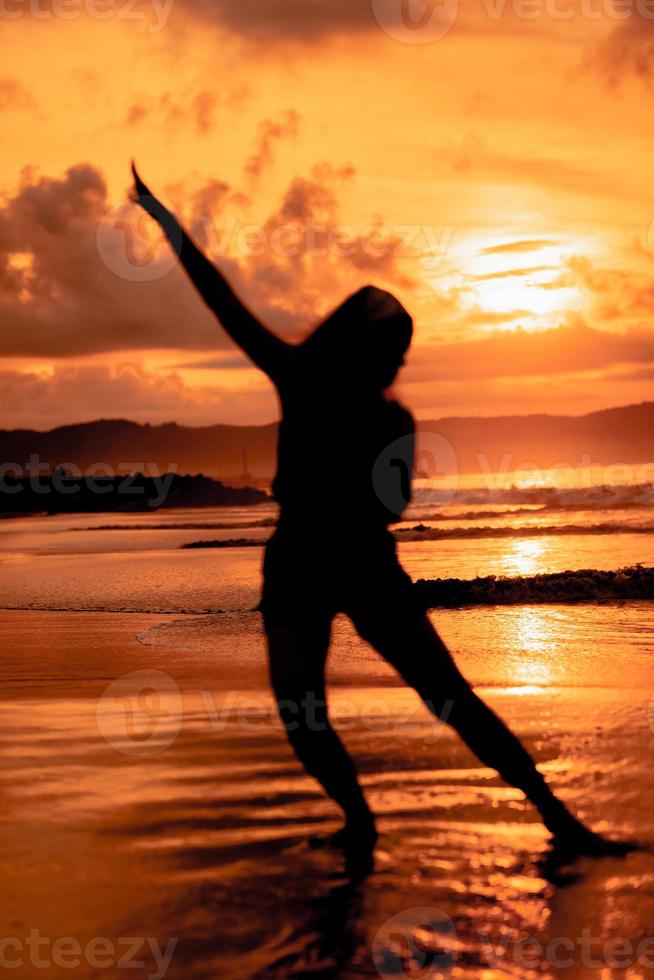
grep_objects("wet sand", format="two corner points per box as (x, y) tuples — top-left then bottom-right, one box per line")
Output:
(1, 608), (653, 979)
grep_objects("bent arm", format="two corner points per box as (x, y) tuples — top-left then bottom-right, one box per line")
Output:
(131, 164), (291, 385)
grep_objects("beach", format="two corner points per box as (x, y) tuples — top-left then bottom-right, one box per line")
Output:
(1, 492), (654, 978)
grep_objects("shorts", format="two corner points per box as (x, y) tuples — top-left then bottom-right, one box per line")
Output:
(260, 527), (420, 630)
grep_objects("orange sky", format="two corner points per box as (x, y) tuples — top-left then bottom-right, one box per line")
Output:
(2, 0), (654, 428)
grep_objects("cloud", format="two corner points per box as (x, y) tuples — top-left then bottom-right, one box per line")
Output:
(172, 354), (250, 370)
(244, 110), (301, 184)
(177, 0), (376, 42)
(228, 167), (414, 324)
(403, 320), (654, 383)
(0, 163), (221, 357)
(176, 0), (595, 47)
(0, 363), (276, 430)
(0, 158), (413, 358)
(435, 134), (632, 200)
(557, 256), (654, 323)
(481, 240), (555, 256)
(125, 87), (246, 136)
(469, 265), (554, 282)
(0, 77), (36, 113)
(607, 362), (654, 382)
(595, 13), (654, 82)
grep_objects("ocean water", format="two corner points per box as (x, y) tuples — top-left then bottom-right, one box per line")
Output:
(1, 485), (653, 978)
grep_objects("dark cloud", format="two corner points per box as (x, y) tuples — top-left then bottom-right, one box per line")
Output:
(0, 158), (412, 358)
(596, 13), (654, 82)
(0, 163), (221, 358)
(179, 0), (376, 41)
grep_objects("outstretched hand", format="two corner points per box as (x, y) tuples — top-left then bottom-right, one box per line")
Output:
(130, 161), (166, 221)
(131, 161), (150, 195)
(127, 165), (289, 382)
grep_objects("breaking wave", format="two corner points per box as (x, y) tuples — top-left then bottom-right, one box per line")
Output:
(415, 566), (654, 607)
(409, 481), (654, 512)
(396, 522), (654, 541)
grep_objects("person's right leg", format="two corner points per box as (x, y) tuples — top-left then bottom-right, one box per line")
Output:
(265, 613), (377, 852)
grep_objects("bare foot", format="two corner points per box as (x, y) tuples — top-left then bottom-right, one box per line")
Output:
(310, 816), (378, 879)
(546, 816), (640, 867)
(539, 797), (636, 858)
(554, 826), (637, 858)
(343, 821), (378, 880)
(311, 817), (378, 852)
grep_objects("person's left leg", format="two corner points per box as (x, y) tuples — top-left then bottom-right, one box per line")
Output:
(347, 589), (603, 846)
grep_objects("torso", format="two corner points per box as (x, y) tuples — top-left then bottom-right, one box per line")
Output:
(271, 363), (415, 540)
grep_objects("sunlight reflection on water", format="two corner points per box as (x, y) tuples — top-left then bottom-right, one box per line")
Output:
(1, 507), (653, 977)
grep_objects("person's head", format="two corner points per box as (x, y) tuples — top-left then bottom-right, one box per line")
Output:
(304, 286), (413, 391)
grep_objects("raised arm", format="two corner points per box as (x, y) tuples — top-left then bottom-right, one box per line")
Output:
(130, 163), (292, 385)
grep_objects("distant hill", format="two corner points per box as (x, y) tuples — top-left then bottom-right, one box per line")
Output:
(418, 402), (654, 476)
(1, 402), (653, 479)
(0, 419), (278, 481)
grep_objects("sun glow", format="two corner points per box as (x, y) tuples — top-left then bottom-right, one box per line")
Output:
(468, 239), (583, 327)
(432, 232), (597, 332)
(504, 538), (548, 577)
(504, 607), (559, 690)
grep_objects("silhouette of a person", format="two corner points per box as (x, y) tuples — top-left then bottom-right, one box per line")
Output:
(131, 164), (619, 872)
